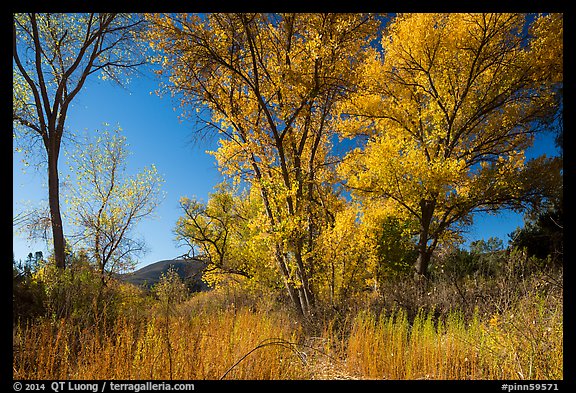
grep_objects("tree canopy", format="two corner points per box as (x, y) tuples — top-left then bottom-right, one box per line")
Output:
(66, 128), (164, 283)
(146, 13), (379, 316)
(13, 13), (147, 269)
(13, 13), (562, 317)
(336, 13), (563, 276)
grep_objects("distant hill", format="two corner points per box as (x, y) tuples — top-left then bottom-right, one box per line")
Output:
(118, 258), (210, 292)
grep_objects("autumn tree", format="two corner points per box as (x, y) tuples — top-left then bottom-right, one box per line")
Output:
(175, 184), (281, 290)
(13, 13), (146, 269)
(146, 13), (378, 317)
(66, 128), (164, 284)
(313, 204), (379, 307)
(337, 13), (563, 277)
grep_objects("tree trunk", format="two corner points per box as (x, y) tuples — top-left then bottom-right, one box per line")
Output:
(294, 238), (315, 315)
(414, 247), (433, 278)
(273, 248), (305, 317)
(47, 147), (66, 269)
(414, 198), (435, 277)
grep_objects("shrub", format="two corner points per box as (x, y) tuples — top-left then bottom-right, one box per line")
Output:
(13, 257), (47, 324)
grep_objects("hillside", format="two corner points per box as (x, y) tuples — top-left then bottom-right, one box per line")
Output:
(119, 258), (210, 291)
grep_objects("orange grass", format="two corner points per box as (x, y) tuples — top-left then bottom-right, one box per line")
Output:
(14, 291), (562, 380)
(13, 308), (309, 380)
(342, 296), (562, 380)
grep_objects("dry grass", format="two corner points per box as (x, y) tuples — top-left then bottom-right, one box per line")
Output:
(13, 270), (562, 380)
(13, 307), (309, 380)
(341, 294), (562, 380)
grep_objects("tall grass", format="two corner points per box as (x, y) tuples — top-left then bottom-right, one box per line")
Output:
(14, 294), (561, 380)
(344, 307), (480, 379)
(14, 307), (309, 380)
(13, 262), (562, 380)
(342, 293), (562, 379)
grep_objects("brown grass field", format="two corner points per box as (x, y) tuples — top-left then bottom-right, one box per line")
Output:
(13, 270), (562, 380)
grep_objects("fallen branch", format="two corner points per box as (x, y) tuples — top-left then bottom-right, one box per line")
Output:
(219, 337), (339, 380)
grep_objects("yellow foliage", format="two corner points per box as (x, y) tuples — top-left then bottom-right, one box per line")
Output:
(313, 205), (379, 304)
(337, 13), (562, 258)
(65, 127), (165, 277)
(147, 13), (380, 313)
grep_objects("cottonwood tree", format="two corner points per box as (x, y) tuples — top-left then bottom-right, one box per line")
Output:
(146, 13), (378, 317)
(13, 13), (146, 269)
(337, 13), (563, 277)
(66, 128), (164, 285)
(313, 204), (379, 307)
(175, 184), (280, 290)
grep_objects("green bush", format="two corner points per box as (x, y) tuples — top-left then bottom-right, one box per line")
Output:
(13, 257), (47, 324)
(375, 216), (417, 279)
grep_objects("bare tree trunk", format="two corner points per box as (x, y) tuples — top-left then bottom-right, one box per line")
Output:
(47, 146), (66, 269)
(273, 248), (305, 317)
(294, 239), (315, 316)
(414, 199), (435, 278)
(414, 247), (433, 278)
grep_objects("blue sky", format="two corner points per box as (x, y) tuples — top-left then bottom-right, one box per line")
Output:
(13, 72), (222, 269)
(12, 66), (560, 270)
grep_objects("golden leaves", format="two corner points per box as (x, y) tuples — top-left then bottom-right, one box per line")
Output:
(528, 13), (563, 83)
(337, 12), (562, 254)
(147, 13), (562, 295)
